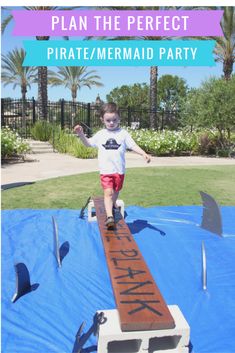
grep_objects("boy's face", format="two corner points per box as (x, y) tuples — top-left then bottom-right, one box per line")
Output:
(102, 112), (120, 131)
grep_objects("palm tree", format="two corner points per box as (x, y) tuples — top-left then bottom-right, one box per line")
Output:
(1, 48), (37, 127)
(2, 6), (79, 120)
(214, 6), (235, 80)
(129, 6), (172, 129)
(49, 66), (103, 103)
(49, 66), (103, 125)
(92, 5), (175, 129)
(149, 66), (158, 129)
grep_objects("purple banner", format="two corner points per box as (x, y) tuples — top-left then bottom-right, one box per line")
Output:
(12, 10), (223, 37)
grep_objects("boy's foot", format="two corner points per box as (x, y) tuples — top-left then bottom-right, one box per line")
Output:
(105, 216), (115, 230)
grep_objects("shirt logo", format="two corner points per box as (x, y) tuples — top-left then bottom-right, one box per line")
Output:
(102, 138), (121, 150)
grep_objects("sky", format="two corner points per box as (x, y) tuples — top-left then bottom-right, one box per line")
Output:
(1, 6), (226, 104)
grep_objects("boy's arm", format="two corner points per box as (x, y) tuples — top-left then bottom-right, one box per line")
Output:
(131, 144), (151, 163)
(74, 125), (92, 147)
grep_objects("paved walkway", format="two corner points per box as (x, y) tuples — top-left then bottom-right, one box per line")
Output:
(2, 149), (235, 189)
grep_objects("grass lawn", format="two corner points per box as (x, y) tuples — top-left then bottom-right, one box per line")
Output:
(2, 165), (235, 210)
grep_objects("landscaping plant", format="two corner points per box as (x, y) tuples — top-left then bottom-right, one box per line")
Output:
(1, 126), (30, 159)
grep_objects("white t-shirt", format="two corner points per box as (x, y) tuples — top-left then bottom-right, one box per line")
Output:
(89, 128), (137, 174)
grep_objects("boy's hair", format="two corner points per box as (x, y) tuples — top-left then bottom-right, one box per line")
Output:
(100, 102), (120, 119)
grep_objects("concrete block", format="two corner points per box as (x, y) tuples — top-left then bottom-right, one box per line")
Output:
(97, 305), (190, 353)
(88, 199), (125, 222)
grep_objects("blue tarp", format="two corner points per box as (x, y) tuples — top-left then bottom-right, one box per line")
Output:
(1, 206), (235, 353)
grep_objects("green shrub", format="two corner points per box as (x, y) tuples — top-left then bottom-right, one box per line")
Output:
(196, 130), (235, 157)
(1, 126), (30, 159)
(128, 128), (198, 156)
(216, 148), (231, 157)
(29, 120), (233, 158)
(30, 121), (54, 141)
(30, 121), (97, 158)
(128, 128), (235, 157)
(197, 132), (219, 155)
(52, 129), (97, 159)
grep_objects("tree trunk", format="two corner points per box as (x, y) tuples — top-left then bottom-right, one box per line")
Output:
(38, 66), (48, 120)
(72, 97), (76, 128)
(21, 87), (27, 135)
(223, 58), (233, 81)
(149, 66), (158, 129)
(36, 36), (49, 120)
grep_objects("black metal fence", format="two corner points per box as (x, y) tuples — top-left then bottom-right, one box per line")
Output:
(1, 98), (180, 138)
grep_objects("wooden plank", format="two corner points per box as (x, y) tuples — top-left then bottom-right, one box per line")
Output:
(93, 196), (175, 332)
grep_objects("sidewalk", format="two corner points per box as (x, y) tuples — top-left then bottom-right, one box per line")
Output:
(2, 150), (235, 188)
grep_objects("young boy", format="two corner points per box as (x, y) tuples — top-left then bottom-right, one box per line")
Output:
(74, 102), (151, 229)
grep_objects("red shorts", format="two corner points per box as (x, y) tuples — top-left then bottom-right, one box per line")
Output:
(100, 174), (125, 192)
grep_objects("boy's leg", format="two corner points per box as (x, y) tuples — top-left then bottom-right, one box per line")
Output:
(104, 188), (114, 218)
(112, 191), (119, 209)
(101, 174), (124, 227)
(112, 174), (124, 209)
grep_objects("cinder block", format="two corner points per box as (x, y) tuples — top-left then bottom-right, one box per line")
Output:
(88, 199), (125, 222)
(97, 306), (190, 353)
